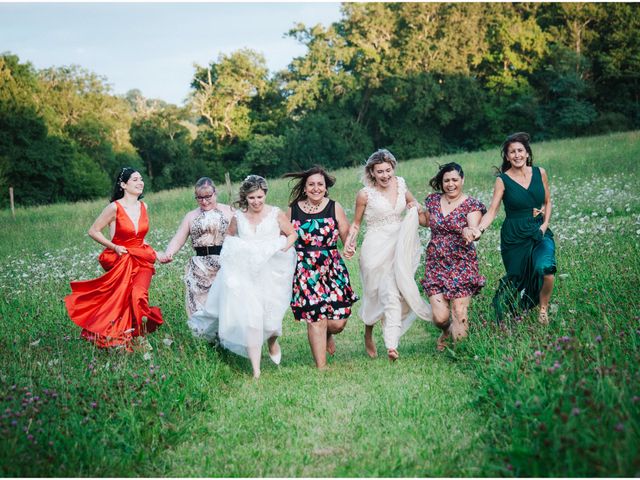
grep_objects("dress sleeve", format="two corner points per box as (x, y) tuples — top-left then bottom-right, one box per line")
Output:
(425, 193), (438, 215)
(466, 197), (487, 215)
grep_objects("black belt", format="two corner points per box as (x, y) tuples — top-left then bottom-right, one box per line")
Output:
(194, 245), (222, 256)
(295, 245), (337, 252)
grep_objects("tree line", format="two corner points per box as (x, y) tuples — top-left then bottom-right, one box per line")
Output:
(1, 2), (638, 207)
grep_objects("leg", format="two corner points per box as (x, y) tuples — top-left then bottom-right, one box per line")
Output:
(326, 318), (347, 355)
(429, 294), (451, 351)
(538, 274), (555, 325)
(364, 324), (377, 358)
(307, 320), (328, 369)
(247, 345), (261, 379)
(267, 335), (281, 365)
(450, 296), (471, 342)
(381, 278), (403, 360)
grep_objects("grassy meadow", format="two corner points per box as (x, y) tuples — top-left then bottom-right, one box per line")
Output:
(0, 131), (639, 476)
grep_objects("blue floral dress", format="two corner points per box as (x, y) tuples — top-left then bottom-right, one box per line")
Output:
(290, 200), (358, 322)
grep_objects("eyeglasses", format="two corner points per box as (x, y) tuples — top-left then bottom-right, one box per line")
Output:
(195, 194), (214, 202)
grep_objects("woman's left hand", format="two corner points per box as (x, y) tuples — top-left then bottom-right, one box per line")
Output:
(539, 223), (548, 235)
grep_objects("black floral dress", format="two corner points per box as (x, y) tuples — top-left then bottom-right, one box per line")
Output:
(290, 200), (358, 322)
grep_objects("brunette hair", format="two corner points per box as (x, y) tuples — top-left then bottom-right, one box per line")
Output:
(282, 165), (336, 206)
(429, 162), (464, 192)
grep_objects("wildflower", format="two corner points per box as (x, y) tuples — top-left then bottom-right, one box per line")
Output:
(158, 412), (165, 417)
(614, 423), (624, 432)
(90, 402), (98, 409)
(514, 400), (522, 408)
(595, 335), (602, 343)
(571, 407), (581, 416)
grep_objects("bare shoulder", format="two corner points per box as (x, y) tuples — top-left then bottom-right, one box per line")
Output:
(538, 166), (548, 178)
(217, 203), (234, 219)
(356, 188), (368, 202)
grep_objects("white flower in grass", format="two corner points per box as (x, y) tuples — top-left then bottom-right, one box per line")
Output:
(549, 304), (559, 314)
(143, 352), (152, 361)
(591, 212), (598, 217)
(162, 338), (173, 347)
(606, 207), (613, 214)
(558, 273), (569, 280)
(29, 339), (41, 347)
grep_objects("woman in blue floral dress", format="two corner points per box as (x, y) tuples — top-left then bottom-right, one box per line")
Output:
(284, 166), (358, 369)
(419, 162), (486, 351)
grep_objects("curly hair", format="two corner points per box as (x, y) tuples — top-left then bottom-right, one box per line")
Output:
(282, 165), (336, 207)
(234, 175), (268, 210)
(362, 149), (397, 187)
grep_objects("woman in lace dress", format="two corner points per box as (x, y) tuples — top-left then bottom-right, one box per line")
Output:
(344, 150), (431, 361)
(190, 175), (298, 378)
(158, 178), (233, 325)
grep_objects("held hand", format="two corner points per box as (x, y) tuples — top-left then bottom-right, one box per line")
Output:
(406, 201), (420, 211)
(113, 245), (128, 256)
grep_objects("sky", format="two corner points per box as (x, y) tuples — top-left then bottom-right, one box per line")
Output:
(0, 2), (343, 105)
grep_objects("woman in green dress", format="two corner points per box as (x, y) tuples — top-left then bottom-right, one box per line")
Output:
(469, 132), (556, 324)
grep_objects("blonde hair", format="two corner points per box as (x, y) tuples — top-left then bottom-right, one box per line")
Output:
(235, 175), (268, 210)
(362, 149), (397, 187)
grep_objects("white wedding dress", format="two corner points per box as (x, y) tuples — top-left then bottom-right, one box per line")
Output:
(188, 207), (296, 357)
(359, 176), (432, 350)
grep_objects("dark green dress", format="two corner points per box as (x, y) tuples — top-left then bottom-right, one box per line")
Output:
(493, 166), (557, 321)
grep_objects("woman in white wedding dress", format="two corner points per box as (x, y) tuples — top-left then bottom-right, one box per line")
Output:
(344, 149), (432, 361)
(189, 175), (297, 378)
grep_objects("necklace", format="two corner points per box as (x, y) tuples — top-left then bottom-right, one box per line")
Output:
(444, 194), (463, 205)
(304, 199), (323, 213)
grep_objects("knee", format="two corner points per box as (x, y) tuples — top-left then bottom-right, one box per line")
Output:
(432, 312), (450, 329)
(332, 320), (347, 334)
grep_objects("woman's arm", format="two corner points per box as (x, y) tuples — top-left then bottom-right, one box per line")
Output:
(334, 201), (351, 245)
(343, 189), (367, 259)
(88, 203), (127, 256)
(472, 177), (505, 240)
(539, 167), (552, 234)
(278, 209), (298, 251)
(161, 211), (193, 262)
(226, 215), (238, 237)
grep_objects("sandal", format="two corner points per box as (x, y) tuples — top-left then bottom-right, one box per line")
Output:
(436, 331), (450, 352)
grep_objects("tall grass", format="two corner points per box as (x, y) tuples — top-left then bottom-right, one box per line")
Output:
(0, 131), (638, 476)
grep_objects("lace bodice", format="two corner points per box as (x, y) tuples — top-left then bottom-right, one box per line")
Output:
(235, 207), (281, 240)
(363, 176), (407, 231)
(190, 208), (229, 248)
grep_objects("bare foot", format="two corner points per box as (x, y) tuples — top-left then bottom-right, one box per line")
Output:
(326, 334), (336, 356)
(387, 348), (399, 362)
(538, 307), (549, 325)
(364, 326), (377, 358)
(436, 331), (451, 352)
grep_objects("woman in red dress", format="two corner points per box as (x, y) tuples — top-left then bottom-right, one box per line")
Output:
(65, 167), (163, 349)
(419, 163), (486, 351)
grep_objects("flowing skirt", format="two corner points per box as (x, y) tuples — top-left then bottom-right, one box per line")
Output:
(189, 235), (296, 357)
(359, 208), (432, 349)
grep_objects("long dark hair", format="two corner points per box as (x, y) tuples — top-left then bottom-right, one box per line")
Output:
(429, 162), (464, 192)
(282, 165), (336, 207)
(110, 167), (142, 202)
(499, 132), (534, 173)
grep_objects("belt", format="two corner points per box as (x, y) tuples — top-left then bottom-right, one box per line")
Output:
(295, 245), (337, 252)
(194, 245), (222, 256)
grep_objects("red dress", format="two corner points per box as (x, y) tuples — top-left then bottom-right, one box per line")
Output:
(65, 201), (163, 348)
(421, 193), (486, 299)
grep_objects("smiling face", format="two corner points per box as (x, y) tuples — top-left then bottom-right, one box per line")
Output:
(442, 170), (464, 198)
(121, 171), (144, 196)
(371, 161), (395, 188)
(194, 186), (217, 211)
(246, 189), (266, 213)
(506, 141), (529, 169)
(304, 173), (327, 204)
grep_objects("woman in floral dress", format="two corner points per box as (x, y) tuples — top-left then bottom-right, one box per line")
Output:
(284, 166), (358, 369)
(158, 178), (232, 341)
(419, 162), (486, 351)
